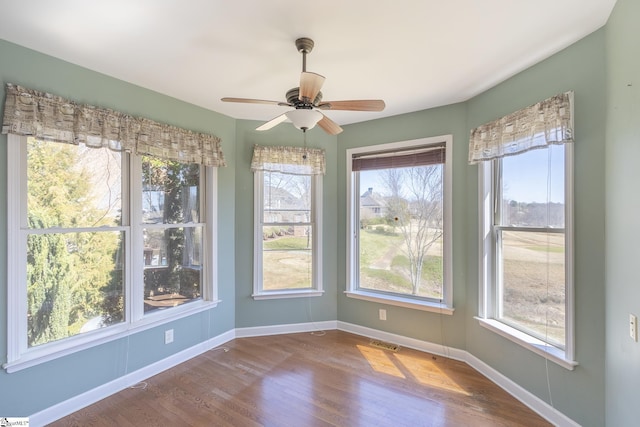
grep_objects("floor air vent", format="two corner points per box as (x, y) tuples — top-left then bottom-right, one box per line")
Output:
(369, 339), (400, 352)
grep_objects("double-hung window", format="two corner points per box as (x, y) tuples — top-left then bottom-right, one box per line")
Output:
(3, 84), (224, 371)
(346, 136), (453, 313)
(251, 145), (324, 299)
(472, 92), (576, 369)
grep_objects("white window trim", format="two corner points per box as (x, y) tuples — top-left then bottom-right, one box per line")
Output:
(476, 143), (576, 370)
(5, 134), (219, 373)
(345, 135), (454, 312)
(252, 170), (324, 299)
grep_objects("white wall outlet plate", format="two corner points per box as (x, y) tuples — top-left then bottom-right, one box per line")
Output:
(165, 329), (174, 344)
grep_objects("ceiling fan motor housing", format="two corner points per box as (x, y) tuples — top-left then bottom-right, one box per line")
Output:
(286, 88), (322, 108)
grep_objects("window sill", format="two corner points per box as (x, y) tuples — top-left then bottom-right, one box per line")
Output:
(476, 317), (578, 370)
(344, 290), (454, 315)
(252, 290), (324, 300)
(4, 300), (220, 373)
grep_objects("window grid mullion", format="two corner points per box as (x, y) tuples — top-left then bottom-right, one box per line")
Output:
(253, 171), (265, 294)
(129, 153), (144, 323)
(9, 136), (27, 361)
(495, 227), (504, 320)
(495, 225), (565, 234)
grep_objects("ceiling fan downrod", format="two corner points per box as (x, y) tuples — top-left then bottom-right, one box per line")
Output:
(295, 37), (314, 73)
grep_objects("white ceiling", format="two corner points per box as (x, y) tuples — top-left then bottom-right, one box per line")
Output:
(0, 0), (617, 127)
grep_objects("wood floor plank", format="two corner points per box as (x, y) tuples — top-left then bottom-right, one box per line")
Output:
(49, 331), (552, 426)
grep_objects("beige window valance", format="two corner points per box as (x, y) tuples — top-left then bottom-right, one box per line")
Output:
(1, 83), (226, 167)
(468, 91), (573, 164)
(251, 145), (325, 176)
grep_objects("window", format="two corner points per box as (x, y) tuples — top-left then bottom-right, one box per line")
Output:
(140, 156), (205, 315)
(346, 136), (453, 313)
(252, 145), (324, 299)
(6, 135), (218, 371)
(472, 92), (575, 369)
(478, 144), (575, 368)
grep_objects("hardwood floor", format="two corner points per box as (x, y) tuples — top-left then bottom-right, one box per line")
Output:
(50, 331), (551, 426)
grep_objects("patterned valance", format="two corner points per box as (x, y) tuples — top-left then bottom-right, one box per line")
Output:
(251, 145), (325, 175)
(1, 83), (225, 167)
(468, 91), (573, 164)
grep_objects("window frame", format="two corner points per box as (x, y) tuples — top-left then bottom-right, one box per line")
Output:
(345, 135), (454, 314)
(477, 143), (576, 370)
(5, 134), (219, 373)
(252, 169), (323, 300)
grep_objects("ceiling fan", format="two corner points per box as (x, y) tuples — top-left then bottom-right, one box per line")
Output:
(221, 37), (385, 135)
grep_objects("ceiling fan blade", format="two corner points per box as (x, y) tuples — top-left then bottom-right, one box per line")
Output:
(222, 97), (290, 107)
(256, 113), (288, 131)
(299, 72), (325, 103)
(317, 114), (343, 135)
(316, 99), (386, 111)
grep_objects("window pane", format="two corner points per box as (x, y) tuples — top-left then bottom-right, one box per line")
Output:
(500, 145), (564, 227)
(264, 172), (310, 223)
(263, 225), (312, 290)
(27, 138), (122, 228)
(142, 156), (200, 224)
(357, 165), (444, 299)
(143, 226), (202, 313)
(27, 231), (124, 347)
(499, 230), (565, 347)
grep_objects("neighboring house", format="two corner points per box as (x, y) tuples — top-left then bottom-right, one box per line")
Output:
(360, 187), (387, 219)
(263, 185), (309, 238)
(264, 185), (308, 223)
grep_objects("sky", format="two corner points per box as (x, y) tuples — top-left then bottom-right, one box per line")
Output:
(501, 145), (565, 204)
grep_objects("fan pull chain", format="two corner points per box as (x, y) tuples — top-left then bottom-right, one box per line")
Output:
(302, 129), (308, 161)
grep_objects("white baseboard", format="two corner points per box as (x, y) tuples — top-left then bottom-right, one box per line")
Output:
(336, 321), (468, 362)
(29, 322), (579, 427)
(235, 320), (337, 338)
(464, 352), (581, 427)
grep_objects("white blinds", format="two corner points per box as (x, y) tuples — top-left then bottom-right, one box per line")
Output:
(352, 144), (445, 171)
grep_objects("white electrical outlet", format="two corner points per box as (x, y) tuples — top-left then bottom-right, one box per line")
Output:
(630, 315), (637, 342)
(165, 329), (174, 344)
(379, 309), (387, 321)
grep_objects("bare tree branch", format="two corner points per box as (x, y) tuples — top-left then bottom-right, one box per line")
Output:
(382, 165), (443, 295)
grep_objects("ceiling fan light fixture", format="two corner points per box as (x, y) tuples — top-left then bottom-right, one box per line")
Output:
(285, 109), (322, 131)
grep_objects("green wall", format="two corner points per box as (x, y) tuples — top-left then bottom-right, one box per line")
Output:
(465, 30), (607, 426)
(233, 120), (338, 327)
(605, 0), (640, 424)
(0, 39), (238, 416)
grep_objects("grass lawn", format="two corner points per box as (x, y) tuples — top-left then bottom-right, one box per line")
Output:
(358, 227), (402, 266)
(264, 235), (311, 250)
(263, 235), (312, 290)
(359, 227), (443, 299)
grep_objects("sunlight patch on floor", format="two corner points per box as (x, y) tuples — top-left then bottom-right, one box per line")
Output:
(392, 352), (470, 396)
(356, 344), (471, 396)
(357, 345), (406, 378)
